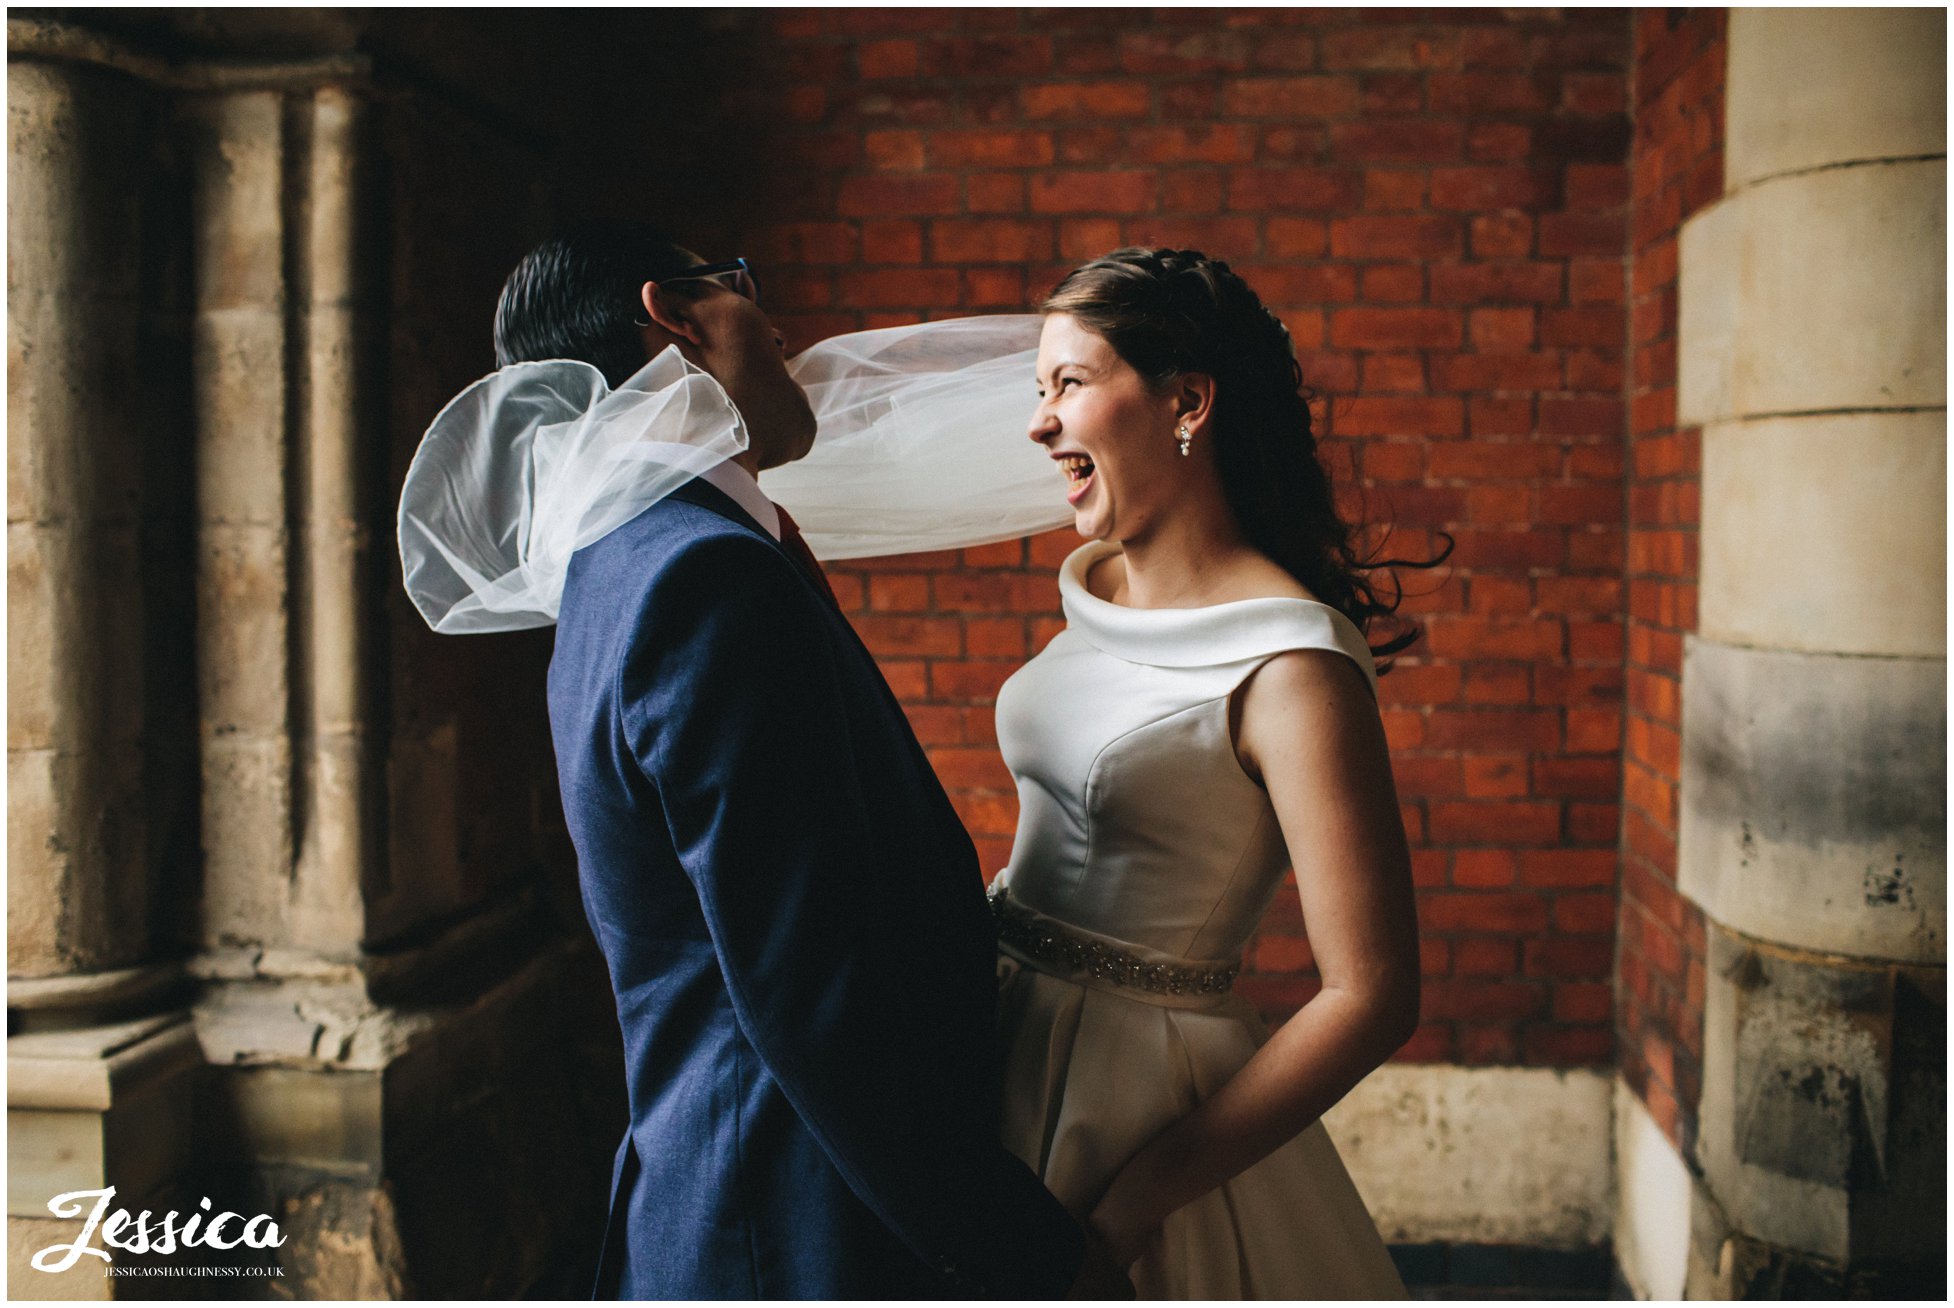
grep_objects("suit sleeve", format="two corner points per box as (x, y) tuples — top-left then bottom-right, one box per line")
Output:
(618, 532), (1084, 1298)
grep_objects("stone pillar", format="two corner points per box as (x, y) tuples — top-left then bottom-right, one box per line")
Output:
(1674, 8), (1944, 1295)
(8, 14), (626, 1297)
(6, 34), (203, 1297)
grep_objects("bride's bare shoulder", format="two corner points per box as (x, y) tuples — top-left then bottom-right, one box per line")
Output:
(1219, 553), (1322, 605)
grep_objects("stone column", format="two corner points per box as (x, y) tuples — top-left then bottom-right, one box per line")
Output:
(9, 15), (626, 1296)
(1675, 8), (1944, 1295)
(6, 33), (199, 1296)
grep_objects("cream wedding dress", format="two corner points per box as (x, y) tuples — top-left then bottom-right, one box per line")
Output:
(989, 539), (1408, 1300)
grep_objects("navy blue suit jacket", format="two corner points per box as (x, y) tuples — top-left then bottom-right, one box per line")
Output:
(548, 478), (1083, 1299)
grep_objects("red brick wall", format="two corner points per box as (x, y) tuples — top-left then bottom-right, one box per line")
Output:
(712, 7), (1633, 1068)
(1618, 8), (1722, 1151)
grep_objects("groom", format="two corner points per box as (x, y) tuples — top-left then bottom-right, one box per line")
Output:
(495, 223), (1122, 1299)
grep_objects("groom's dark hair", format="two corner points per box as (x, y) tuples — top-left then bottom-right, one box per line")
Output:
(493, 221), (700, 387)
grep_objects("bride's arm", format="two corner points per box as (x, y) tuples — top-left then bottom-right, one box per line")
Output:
(1085, 646), (1421, 1266)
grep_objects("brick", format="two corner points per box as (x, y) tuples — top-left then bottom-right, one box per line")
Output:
(1434, 352), (1563, 392)
(962, 267), (1028, 307)
(927, 129), (1055, 168)
(1423, 617), (1563, 661)
(1118, 29), (1254, 74)
(902, 704), (964, 746)
(929, 661), (1017, 700)
(1222, 76), (1359, 117)
(837, 267), (961, 308)
(1396, 1024), (1453, 1062)
(1330, 307), (1462, 349)
(1467, 307), (1536, 350)
(837, 173), (961, 216)
(861, 219), (923, 263)
(1463, 756), (1528, 799)
(1459, 26), (1531, 69)
(1021, 81), (1151, 120)
(1335, 396), (1464, 438)
(1330, 215), (1462, 258)
(1554, 891), (1617, 935)
(1454, 936), (1519, 974)
(1461, 665), (1531, 706)
(1228, 168), (1364, 211)
(1525, 937), (1613, 979)
(1056, 217), (1123, 260)
(1421, 892), (1550, 934)
(920, 35), (1054, 78)
(1056, 125), (1125, 166)
(1539, 211), (1628, 257)
(965, 616), (1026, 657)
(1030, 171), (1156, 214)
(1258, 123), (1329, 160)
(962, 539), (1023, 568)
(1562, 72), (1627, 116)
(1123, 217), (1261, 257)
(1160, 171), (1225, 211)
(867, 574), (930, 611)
(754, 222), (860, 265)
(1531, 750), (1625, 801)
(1429, 261), (1563, 304)
(1453, 848), (1524, 887)
(1430, 72), (1555, 114)
(1425, 981), (1545, 1021)
(865, 129), (926, 170)
(1329, 119), (1466, 161)
(1320, 27), (1462, 70)
(1429, 801), (1562, 846)
(1250, 30), (1317, 71)
(1264, 217), (1328, 258)
(1429, 166), (1561, 212)
(1522, 1025), (1614, 1065)
(925, 746), (1014, 791)
(1420, 704), (1558, 755)
(1364, 170), (1428, 211)
(1538, 482), (1622, 525)
(931, 218), (1053, 263)
(1542, 307), (1624, 349)
(1359, 71), (1425, 115)
(1470, 212), (1534, 258)
(967, 172), (1027, 214)
(1126, 123), (1258, 165)
(1520, 850), (1617, 888)
(1361, 352), (1425, 391)
(1238, 262), (1358, 304)
(1457, 1024), (1523, 1064)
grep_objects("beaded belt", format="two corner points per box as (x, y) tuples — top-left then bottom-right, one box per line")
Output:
(987, 885), (1240, 997)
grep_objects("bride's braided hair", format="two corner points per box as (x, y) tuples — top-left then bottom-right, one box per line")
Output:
(1041, 247), (1449, 663)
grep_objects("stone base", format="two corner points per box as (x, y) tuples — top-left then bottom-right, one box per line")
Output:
(184, 936), (624, 1299)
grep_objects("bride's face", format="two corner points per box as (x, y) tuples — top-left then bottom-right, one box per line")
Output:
(1030, 313), (1184, 544)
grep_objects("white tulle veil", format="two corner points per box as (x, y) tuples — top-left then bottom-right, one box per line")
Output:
(398, 315), (1070, 634)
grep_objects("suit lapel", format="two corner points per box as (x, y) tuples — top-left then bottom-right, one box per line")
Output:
(666, 477), (839, 611)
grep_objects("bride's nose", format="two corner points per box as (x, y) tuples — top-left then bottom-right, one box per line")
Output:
(1027, 402), (1058, 445)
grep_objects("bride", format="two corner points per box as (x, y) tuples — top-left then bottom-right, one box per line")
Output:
(988, 248), (1423, 1298)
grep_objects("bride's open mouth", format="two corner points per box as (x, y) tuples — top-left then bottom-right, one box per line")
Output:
(1059, 453), (1095, 505)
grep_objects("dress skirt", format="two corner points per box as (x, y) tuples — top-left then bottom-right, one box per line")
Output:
(996, 947), (1409, 1300)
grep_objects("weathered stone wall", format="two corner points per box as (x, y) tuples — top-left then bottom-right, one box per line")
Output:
(7, 13), (631, 1298)
(1616, 7), (1946, 1299)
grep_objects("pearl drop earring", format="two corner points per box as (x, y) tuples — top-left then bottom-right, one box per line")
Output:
(1176, 423), (1192, 457)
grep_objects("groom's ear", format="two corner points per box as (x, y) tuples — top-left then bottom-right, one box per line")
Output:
(640, 280), (703, 346)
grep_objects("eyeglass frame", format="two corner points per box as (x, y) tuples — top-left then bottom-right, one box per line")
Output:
(632, 257), (759, 325)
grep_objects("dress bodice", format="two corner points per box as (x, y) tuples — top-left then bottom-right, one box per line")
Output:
(993, 540), (1377, 963)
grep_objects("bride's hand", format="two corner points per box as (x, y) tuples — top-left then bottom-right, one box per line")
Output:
(1085, 1182), (1158, 1271)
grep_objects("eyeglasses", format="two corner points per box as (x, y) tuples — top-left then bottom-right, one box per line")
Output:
(660, 257), (759, 305)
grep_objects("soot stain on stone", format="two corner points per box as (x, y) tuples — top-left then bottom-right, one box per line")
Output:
(1862, 857), (1916, 909)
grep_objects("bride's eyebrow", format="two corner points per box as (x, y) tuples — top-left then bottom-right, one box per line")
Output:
(1037, 359), (1091, 387)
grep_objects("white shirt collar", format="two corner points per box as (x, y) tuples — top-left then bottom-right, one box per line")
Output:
(698, 458), (781, 541)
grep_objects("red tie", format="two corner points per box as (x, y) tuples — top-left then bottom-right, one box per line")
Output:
(774, 504), (841, 608)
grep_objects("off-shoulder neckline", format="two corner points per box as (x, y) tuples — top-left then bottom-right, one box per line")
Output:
(1056, 541), (1379, 689)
